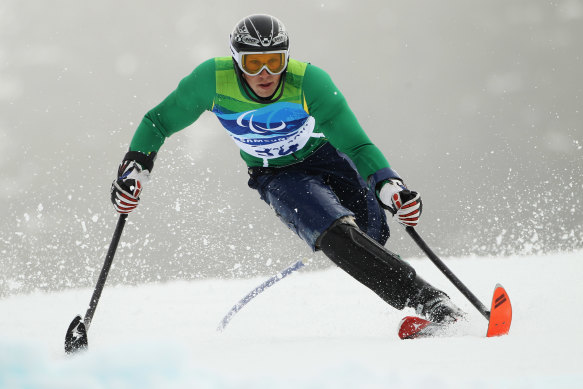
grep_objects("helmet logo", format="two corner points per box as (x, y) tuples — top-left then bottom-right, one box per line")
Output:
(271, 34), (286, 45)
(239, 35), (260, 46)
(237, 24), (250, 34)
(260, 37), (272, 46)
(233, 23), (261, 46)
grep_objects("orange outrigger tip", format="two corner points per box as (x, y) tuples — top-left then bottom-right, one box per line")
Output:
(486, 284), (512, 337)
(406, 227), (513, 338)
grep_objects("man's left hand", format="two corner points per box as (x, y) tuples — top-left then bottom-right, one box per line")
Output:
(378, 179), (423, 227)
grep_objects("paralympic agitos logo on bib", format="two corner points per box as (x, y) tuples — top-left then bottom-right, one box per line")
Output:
(214, 102), (309, 137)
(236, 110), (287, 135)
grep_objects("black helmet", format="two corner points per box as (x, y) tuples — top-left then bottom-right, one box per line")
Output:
(230, 14), (289, 55)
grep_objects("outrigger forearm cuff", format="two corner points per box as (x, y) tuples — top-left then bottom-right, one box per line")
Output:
(123, 150), (157, 172)
(368, 167), (402, 193)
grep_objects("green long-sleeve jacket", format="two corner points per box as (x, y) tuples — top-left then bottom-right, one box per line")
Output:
(129, 56), (398, 188)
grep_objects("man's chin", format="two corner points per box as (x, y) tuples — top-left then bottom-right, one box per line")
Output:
(255, 86), (276, 97)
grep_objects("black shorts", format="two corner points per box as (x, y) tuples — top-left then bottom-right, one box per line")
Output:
(248, 143), (390, 250)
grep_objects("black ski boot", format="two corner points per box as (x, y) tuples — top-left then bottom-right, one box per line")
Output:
(317, 217), (465, 323)
(407, 276), (466, 324)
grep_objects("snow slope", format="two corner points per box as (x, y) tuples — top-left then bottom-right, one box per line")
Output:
(1, 251), (582, 389)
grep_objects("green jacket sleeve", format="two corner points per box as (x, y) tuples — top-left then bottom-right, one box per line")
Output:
(129, 58), (216, 154)
(302, 64), (392, 183)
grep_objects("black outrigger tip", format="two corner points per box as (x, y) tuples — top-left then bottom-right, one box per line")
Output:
(65, 315), (88, 354)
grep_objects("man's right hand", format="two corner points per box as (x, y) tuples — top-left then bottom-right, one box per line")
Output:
(110, 151), (156, 214)
(111, 160), (148, 214)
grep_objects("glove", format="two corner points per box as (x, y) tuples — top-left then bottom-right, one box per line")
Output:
(377, 179), (423, 227)
(110, 151), (156, 214)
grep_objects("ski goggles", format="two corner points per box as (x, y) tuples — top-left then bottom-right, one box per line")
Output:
(233, 49), (289, 76)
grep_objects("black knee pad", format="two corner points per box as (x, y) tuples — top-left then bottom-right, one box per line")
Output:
(318, 219), (417, 309)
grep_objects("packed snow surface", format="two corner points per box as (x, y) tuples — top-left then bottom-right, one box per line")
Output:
(1, 251), (582, 389)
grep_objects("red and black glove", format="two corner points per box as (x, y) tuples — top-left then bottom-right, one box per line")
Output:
(377, 179), (423, 227)
(110, 151), (156, 214)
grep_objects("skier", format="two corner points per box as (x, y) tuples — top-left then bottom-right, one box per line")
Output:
(111, 14), (465, 325)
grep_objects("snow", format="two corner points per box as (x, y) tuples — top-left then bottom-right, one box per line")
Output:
(1, 2), (581, 388)
(1, 251), (582, 389)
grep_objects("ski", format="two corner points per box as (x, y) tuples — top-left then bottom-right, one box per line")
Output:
(399, 284), (513, 339)
(398, 316), (450, 339)
(217, 260), (305, 331)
